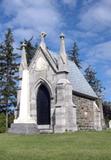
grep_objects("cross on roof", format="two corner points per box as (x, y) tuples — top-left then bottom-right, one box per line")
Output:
(40, 32), (47, 42)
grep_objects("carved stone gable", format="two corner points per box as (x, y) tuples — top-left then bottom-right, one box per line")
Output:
(36, 57), (48, 71)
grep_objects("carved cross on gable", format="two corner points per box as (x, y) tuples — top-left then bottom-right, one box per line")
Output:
(40, 32), (47, 43)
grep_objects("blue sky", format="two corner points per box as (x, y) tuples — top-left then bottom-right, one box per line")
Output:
(0, 0), (111, 101)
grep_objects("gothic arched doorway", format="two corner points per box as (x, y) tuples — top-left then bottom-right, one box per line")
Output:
(37, 84), (50, 125)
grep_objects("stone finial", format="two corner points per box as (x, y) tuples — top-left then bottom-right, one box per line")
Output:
(20, 42), (27, 70)
(21, 42), (27, 49)
(59, 33), (67, 64)
(40, 32), (47, 40)
(60, 33), (65, 39)
(40, 32), (47, 48)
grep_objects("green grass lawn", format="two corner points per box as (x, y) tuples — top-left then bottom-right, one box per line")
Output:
(0, 131), (111, 160)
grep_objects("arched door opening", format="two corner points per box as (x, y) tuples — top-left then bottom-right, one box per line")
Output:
(37, 84), (50, 125)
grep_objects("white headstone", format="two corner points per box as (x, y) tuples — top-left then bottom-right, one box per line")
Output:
(109, 120), (111, 128)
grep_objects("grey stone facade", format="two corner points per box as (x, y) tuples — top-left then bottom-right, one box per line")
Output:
(72, 94), (100, 130)
(28, 46), (77, 133)
(9, 33), (103, 134)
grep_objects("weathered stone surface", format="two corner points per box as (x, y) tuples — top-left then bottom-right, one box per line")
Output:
(8, 123), (39, 134)
(73, 94), (95, 130)
(72, 94), (103, 130)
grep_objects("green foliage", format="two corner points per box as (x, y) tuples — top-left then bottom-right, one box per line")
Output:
(84, 65), (105, 98)
(0, 28), (19, 130)
(8, 113), (14, 128)
(0, 28), (19, 113)
(0, 132), (111, 160)
(0, 113), (6, 133)
(103, 101), (111, 127)
(68, 42), (81, 69)
(0, 113), (14, 133)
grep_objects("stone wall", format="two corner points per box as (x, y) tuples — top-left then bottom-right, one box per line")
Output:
(72, 94), (94, 130)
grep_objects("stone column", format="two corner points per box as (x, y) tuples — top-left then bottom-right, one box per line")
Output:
(55, 82), (66, 133)
(14, 69), (35, 124)
(93, 101), (102, 130)
(54, 79), (77, 133)
(96, 99), (106, 129)
(65, 83), (77, 131)
(8, 43), (38, 134)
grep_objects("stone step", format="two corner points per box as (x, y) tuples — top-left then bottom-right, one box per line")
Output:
(39, 129), (53, 134)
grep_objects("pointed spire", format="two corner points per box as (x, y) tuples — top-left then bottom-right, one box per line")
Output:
(58, 33), (68, 73)
(20, 42), (27, 70)
(39, 32), (47, 48)
(59, 33), (67, 64)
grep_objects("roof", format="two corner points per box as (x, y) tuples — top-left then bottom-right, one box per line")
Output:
(68, 60), (97, 98)
(48, 50), (97, 99)
(31, 47), (97, 99)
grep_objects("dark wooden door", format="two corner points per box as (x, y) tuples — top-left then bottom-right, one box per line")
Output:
(37, 85), (50, 125)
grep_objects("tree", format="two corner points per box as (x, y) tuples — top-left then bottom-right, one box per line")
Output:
(0, 112), (14, 133)
(0, 113), (6, 133)
(0, 42), (6, 112)
(103, 101), (111, 127)
(19, 37), (37, 66)
(68, 42), (81, 69)
(0, 28), (19, 130)
(84, 65), (104, 98)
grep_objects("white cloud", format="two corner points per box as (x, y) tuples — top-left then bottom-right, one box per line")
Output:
(1, 0), (63, 43)
(83, 0), (95, 5)
(13, 28), (34, 41)
(62, 0), (77, 7)
(78, 0), (111, 32)
(103, 79), (111, 100)
(74, 30), (98, 39)
(80, 41), (111, 70)
(106, 68), (111, 77)
(88, 41), (111, 61)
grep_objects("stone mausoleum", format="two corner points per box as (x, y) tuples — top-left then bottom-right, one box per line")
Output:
(9, 32), (104, 134)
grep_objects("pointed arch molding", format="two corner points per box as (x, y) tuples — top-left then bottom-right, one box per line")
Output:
(30, 77), (54, 125)
(33, 77), (54, 99)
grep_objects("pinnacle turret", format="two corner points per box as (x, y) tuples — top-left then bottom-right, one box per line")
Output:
(59, 33), (67, 64)
(39, 32), (47, 48)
